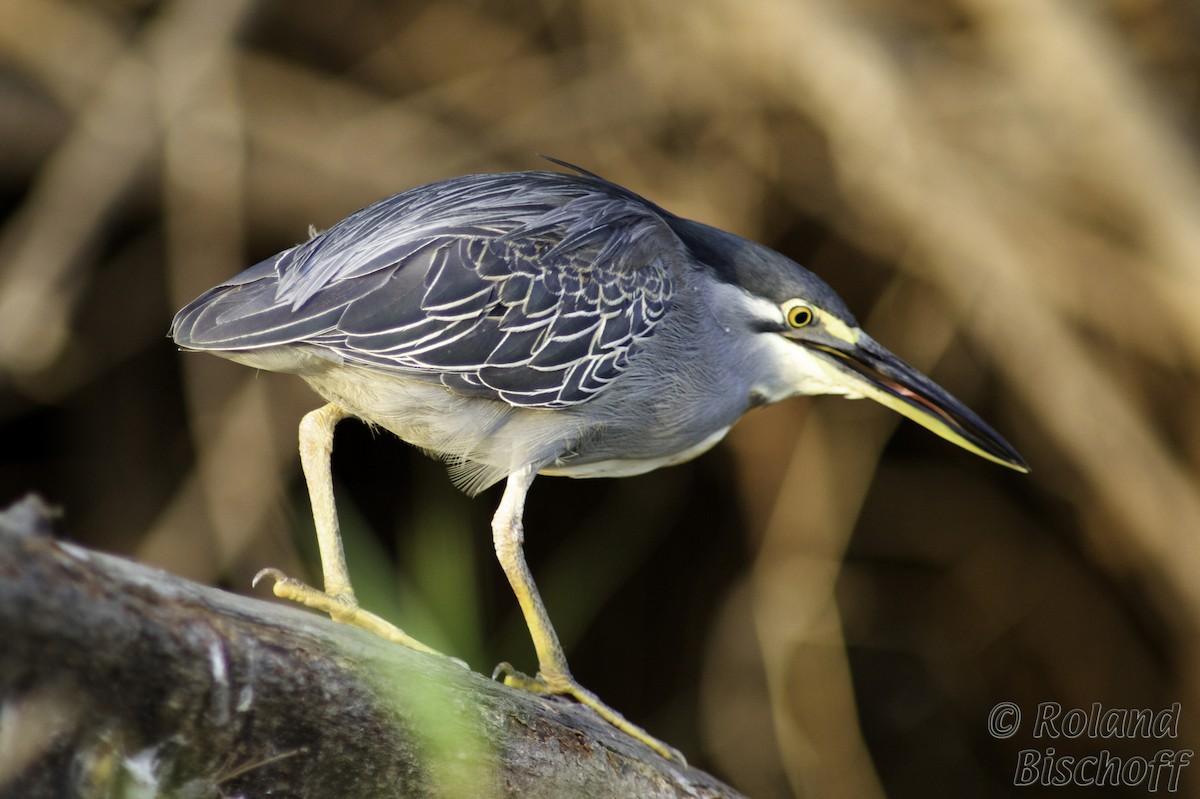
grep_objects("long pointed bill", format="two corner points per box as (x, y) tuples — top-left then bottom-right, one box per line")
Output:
(807, 335), (1029, 472)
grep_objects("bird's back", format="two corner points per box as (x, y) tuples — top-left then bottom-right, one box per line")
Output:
(171, 170), (687, 410)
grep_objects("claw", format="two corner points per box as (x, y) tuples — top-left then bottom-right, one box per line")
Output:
(492, 662), (549, 693)
(252, 567), (286, 589)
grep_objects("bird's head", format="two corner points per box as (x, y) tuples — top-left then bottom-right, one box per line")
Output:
(681, 221), (1028, 472)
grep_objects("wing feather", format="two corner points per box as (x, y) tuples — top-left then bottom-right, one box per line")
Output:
(171, 170), (682, 408)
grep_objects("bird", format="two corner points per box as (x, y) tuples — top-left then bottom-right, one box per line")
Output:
(170, 159), (1027, 761)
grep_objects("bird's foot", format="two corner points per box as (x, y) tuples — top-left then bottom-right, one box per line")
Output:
(491, 661), (685, 764)
(253, 568), (454, 661)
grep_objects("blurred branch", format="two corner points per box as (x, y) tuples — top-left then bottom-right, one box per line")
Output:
(739, 277), (959, 799)
(0, 0), (124, 108)
(0, 495), (743, 799)
(962, 0), (1200, 363)
(137, 375), (296, 582)
(155, 11), (279, 585)
(0, 0), (254, 381)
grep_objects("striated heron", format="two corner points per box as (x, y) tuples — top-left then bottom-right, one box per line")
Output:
(171, 160), (1027, 761)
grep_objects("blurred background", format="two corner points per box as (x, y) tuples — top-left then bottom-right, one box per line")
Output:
(2, 0), (1200, 796)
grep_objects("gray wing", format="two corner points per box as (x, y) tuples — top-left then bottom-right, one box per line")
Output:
(171, 171), (681, 408)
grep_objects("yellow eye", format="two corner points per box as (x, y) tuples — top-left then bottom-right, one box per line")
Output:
(785, 302), (815, 329)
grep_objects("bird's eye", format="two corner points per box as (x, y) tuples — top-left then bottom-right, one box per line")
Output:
(785, 302), (815, 329)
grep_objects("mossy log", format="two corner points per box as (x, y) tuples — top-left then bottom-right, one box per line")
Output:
(0, 495), (744, 799)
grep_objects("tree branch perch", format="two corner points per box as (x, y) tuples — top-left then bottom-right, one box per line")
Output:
(0, 495), (744, 799)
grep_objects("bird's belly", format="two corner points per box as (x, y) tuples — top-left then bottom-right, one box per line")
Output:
(540, 425), (731, 479)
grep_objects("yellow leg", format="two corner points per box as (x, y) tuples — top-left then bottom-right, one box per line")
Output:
(254, 403), (441, 657)
(491, 466), (684, 763)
